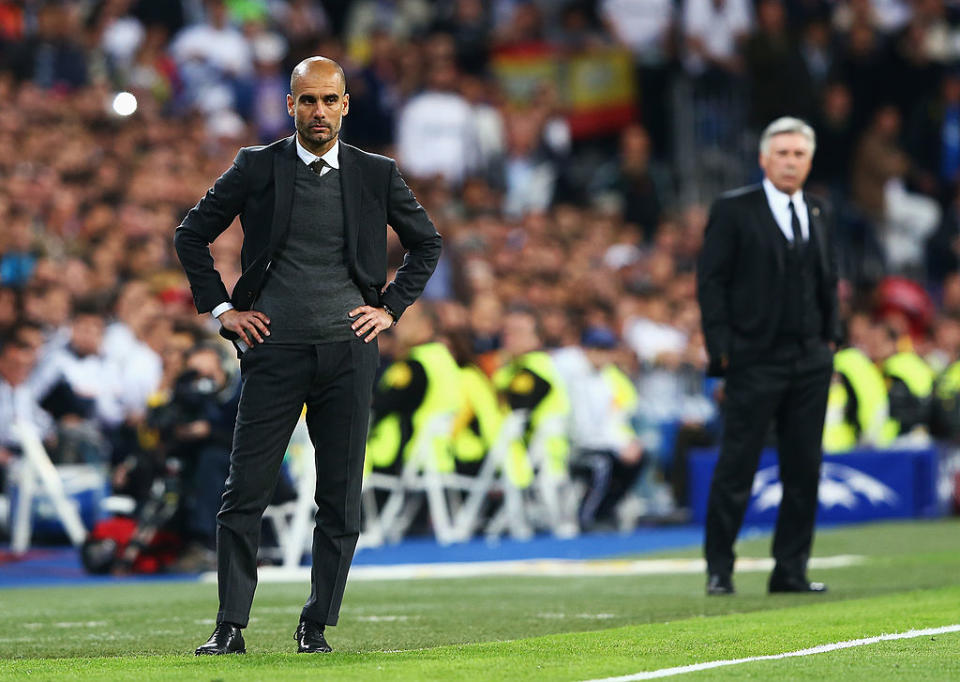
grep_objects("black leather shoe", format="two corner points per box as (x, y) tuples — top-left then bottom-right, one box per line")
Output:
(295, 620), (332, 653)
(769, 576), (828, 593)
(195, 623), (245, 655)
(706, 574), (735, 595)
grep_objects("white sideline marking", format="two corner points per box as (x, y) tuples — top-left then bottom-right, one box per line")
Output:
(581, 624), (960, 681)
(207, 555), (863, 584)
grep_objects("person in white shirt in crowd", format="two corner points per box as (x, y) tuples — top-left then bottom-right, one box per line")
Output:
(601, 0), (676, 158)
(396, 56), (479, 185)
(169, 0), (254, 115)
(553, 326), (644, 529)
(682, 0), (753, 77)
(39, 299), (125, 433)
(0, 329), (55, 490)
(103, 282), (164, 422)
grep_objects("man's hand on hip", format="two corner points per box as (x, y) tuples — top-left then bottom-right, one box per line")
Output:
(219, 309), (271, 346)
(350, 306), (393, 343)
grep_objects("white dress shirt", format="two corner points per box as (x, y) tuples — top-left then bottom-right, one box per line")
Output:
(762, 177), (809, 243)
(211, 138), (341, 319)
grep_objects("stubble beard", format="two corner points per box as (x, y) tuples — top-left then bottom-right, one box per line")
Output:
(298, 117), (338, 151)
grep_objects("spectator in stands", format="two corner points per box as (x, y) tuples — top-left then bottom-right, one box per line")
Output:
(554, 326), (644, 530)
(433, 0), (492, 75)
(744, 0), (816, 128)
(600, 0), (675, 158)
(5, 1), (88, 89)
(852, 104), (941, 275)
(169, 0), (254, 116)
(810, 82), (856, 198)
(907, 67), (960, 206)
(396, 50), (478, 185)
(39, 298), (123, 435)
(0, 330), (51, 489)
(681, 0), (752, 80)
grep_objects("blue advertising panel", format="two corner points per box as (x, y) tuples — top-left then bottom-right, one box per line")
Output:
(688, 449), (940, 524)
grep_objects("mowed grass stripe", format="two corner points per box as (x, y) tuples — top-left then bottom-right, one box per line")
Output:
(2, 585), (958, 681)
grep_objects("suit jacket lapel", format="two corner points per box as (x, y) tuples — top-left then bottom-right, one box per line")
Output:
(339, 143), (361, 272)
(267, 135), (297, 255)
(806, 198), (829, 267)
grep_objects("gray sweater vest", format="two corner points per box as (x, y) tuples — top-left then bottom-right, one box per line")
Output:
(254, 162), (364, 344)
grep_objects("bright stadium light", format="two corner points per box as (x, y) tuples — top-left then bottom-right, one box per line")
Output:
(111, 91), (138, 117)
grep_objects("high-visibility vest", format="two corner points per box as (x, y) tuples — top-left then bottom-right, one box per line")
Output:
(823, 377), (858, 452)
(494, 351), (570, 482)
(365, 342), (462, 473)
(882, 351), (935, 435)
(883, 352), (934, 398)
(823, 348), (894, 451)
(453, 364), (502, 464)
(932, 360), (960, 438)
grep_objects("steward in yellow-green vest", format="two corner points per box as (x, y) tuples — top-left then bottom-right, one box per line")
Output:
(882, 351), (935, 437)
(452, 364), (502, 476)
(493, 350), (571, 486)
(932, 359), (960, 439)
(823, 347), (894, 452)
(365, 342), (462, 474)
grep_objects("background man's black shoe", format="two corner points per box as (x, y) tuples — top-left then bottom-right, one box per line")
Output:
(769, 577), (828, 593)
(195, 623), (245, 655)
(706, 574), (735, 595)
(295, 620), (332, 653)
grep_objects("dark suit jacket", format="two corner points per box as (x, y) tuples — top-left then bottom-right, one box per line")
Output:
(174, 135), (441, 339)
(696, 184), (840, 377)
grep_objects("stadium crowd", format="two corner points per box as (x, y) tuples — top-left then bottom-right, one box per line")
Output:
(3, 0), (960, 561)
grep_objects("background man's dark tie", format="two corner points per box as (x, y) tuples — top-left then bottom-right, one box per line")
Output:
(789, 201), (803, 246)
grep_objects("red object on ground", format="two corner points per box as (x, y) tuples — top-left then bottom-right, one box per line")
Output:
(85, 517), (181, 574)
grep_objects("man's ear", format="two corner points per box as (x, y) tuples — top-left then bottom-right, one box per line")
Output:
(286, 93), (295, 117)
(342, 93), (349, 117)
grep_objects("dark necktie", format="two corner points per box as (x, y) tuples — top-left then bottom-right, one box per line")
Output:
(309, 158), (327, 175)
(788, 200), (803, 246)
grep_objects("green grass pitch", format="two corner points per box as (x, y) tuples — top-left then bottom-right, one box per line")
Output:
(1, 519), (958, 680)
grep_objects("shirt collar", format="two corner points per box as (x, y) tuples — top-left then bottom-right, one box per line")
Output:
(295, 136), (340, 170)
(762, 177), (803, 210)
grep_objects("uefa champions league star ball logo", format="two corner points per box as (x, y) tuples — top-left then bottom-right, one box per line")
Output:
(750, 463), (900, 512)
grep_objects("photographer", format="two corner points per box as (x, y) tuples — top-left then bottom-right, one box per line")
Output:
(147, 343), (239, 569)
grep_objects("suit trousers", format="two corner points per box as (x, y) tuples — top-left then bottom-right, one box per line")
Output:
(215, 338), (378, 628)
(704, 340), (832, 581)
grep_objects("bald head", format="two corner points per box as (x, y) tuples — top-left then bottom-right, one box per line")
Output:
(287, 55), (350, 156)
(290, 56), (346, 97)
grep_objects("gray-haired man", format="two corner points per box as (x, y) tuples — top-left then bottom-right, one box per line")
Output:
(696, 117), (840, 596)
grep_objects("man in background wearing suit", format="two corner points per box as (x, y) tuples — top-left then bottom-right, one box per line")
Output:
(175, 56), (441, 654)
(696, 117), (839, 596)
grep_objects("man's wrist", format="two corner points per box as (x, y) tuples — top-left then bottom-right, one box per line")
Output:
(382, 304), (399, 325)
(212, 302), (234, 319)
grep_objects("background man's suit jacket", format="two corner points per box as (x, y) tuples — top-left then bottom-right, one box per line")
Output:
(174, 135), (441, 338)
(696, 185), (841, 377)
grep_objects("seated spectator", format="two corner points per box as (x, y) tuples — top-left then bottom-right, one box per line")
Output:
(38, 298), (124, 434)
(0, 330), (53, 489)
(553, 326), (644, 530)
